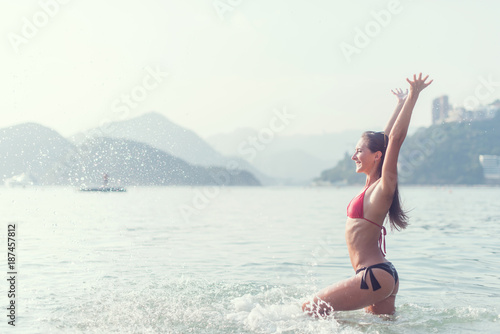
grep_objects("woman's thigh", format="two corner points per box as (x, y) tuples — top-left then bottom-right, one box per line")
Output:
(303, 269), (397, 316)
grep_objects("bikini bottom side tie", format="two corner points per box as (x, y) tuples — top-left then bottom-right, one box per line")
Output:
(355, 262), (398, 291)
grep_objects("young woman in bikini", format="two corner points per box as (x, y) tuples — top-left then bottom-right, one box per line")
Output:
(303, 73), (433, 316)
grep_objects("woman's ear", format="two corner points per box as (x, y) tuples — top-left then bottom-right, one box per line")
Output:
(375, 151), (382, 162)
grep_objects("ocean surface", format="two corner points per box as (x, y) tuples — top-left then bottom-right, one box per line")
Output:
(0, 186), (499, 333)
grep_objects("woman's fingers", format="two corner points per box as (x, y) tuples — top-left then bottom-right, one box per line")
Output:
(405, 74), (433, 93)
(407, 74), (432, 84)
(391, 88), (408, 100)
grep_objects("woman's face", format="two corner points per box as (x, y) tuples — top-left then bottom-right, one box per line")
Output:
(351, 138), (377, 174)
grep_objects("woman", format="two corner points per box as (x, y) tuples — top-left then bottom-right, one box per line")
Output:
(303, 73), (433, 316)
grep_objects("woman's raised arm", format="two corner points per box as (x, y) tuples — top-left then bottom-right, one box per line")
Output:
(380, 73), (432, 192)
(383, 88), (408, 136)
(389, 74), (433, 146)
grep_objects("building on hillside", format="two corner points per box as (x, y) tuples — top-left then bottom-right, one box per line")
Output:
(446, 106), (466, 123)
(432, 97), (500, 124)
(432, 95), (450, 124)
(479, 155), (500, 184)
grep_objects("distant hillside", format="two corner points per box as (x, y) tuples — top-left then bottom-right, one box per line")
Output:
(316, 113), (500, 185)
(61, 137), (260, 187)
(0, 123), (76, 184)
(82, 112), (224, 166)
(73, 112), (272, 185)
(0, 122), (260, 186)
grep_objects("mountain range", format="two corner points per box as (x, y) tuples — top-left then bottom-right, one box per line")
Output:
(1, 112), (432, 187)
(71, 113), (276, 185)
(0, 118), (260, 187)
(60, 137), (259, 186)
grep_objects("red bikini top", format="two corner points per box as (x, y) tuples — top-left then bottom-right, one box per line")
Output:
(347, 186), (387, 256)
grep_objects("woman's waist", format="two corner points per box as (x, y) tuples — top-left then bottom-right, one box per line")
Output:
(347, 245), (386, 270)
(345, 226), (383, 246)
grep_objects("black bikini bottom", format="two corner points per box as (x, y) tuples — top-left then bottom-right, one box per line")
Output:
(355, 262), (398, 291)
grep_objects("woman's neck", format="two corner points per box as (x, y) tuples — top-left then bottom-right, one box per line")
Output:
(365, 172), (381, 187)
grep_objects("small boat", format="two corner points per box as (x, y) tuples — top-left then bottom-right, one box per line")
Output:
(79, 186), (126, 192)
(79, 173), (126, 192)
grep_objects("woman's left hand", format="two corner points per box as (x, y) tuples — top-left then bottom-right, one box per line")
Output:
(391, 88), (408, 103)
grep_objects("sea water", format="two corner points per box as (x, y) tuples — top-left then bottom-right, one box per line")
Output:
(0, 186), (499, 333)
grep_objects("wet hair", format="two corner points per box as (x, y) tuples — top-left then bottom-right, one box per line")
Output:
(362, 131), (408, 231)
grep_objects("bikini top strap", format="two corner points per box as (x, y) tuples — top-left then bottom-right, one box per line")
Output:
(380, 226), (387, 257)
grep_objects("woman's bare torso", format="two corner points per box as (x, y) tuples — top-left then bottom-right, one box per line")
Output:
(346, 180), (391, 270)
(345, 218), (386, 270)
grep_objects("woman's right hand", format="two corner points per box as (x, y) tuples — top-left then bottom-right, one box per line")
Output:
(406, 73), (433, 94)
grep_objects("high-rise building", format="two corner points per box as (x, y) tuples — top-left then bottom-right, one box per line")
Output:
(432, 95), (449, 124)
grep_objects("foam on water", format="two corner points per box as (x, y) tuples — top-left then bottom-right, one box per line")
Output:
(31, 275), (498, 333)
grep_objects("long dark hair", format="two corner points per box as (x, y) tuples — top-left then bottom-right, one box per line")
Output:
(362, 131), (408, 231)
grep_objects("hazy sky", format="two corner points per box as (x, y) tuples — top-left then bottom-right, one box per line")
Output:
(2, 0), (500, 138)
